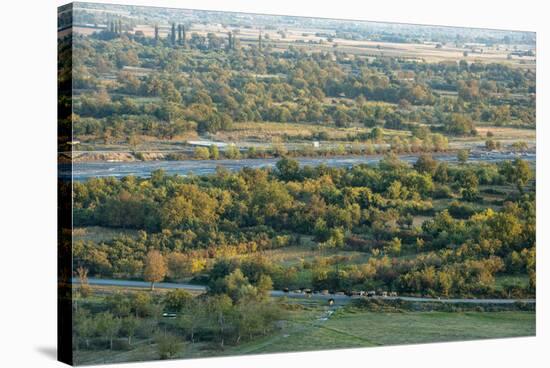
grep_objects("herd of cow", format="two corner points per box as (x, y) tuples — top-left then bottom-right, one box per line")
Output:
(281, 288), (399, 298)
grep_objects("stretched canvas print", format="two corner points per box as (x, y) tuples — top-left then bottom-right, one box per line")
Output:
(58, 2), (536, 365)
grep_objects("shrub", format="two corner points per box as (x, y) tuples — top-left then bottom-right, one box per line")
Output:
(448, 201), (476, 219)
(433, 184), (453, 199)
(194, 147), (210, 160)
(155, 333), (180, 360)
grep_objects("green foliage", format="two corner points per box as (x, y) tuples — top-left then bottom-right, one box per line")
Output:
(209, 145), (220, 160)
(499, 158), (533, 193)
(73, 159), (534, 298)
(155, 333), (181, 359)
(414, 154), (438, 176)
(71, 26), (535, 151)
(95, 312), (120, 350)
(384, 237), (402, 256)
(457, 149), (470, 164)
(164, 290), (193, 312)
(194, 147), (210, 160)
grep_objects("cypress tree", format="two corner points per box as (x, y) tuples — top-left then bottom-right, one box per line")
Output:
(171, 23), (176, 45)
(182, 25), (186, 47)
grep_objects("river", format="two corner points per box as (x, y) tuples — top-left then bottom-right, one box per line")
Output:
(61, 151), (535, 181)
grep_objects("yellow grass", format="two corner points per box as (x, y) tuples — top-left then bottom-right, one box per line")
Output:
(475, 126), (536, 140)
(213, 121), (409, 142)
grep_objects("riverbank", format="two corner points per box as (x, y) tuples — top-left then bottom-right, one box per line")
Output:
(61, 150), (535, 181)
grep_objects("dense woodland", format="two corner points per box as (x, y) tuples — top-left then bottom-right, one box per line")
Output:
(72, 155), (535, 299)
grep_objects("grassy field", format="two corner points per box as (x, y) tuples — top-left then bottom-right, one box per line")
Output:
(232, 307), (535, 354)
(495, 275), (530, 292)
(475, 127), (535, 140)
(212, 121), (410, 143)
(73, 299), (535, 365)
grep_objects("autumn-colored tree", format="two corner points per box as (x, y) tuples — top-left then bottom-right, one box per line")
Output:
(144, 250), (167, 291)
(77, 266), (91, 298)
(127, 134), (141, 152)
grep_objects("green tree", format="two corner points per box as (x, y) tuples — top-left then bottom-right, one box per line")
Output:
(225, 145), (241, 159)
(460, 170), (480, 201)
(414, 154), (438, 176)
(223, 269), (257, 303)
(194, 147), (210, 160)
(500, 159), (533, 194)
(170, 23), (176, 45)
(384, 237), (402, 256)
(256, 274), (273, 300)
(130, 292), (153, 317)
(485, 139), (500, 151)
(206, 294), (233, 347)
(370, 127), (384, 142)
(177, 300), (204, 343)
(457, 149), (470, 164)
(276, 157), (301, 181)
(164, 289), (193, 312)
(209, 145), (220, 160)
(95, 312), (120, 350)
(74, 309), (94, 350)
(437, 271), (453, 296)
(156, 333), (180, 359)
(120, 316), (139, 345)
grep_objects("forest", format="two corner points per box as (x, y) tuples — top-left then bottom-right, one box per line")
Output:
(72, 155), (535, 298)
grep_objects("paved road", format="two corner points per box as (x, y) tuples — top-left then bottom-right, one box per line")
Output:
(75, 277), (207, 291)
(74, 278), (535, 305)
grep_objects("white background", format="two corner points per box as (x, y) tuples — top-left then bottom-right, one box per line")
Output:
(0, 0), (547, 367)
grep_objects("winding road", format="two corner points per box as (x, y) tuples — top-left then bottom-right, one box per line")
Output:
(73, 277), (535, 305)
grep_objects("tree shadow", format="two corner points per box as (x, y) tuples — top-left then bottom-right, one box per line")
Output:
(36, 346), (57, 360)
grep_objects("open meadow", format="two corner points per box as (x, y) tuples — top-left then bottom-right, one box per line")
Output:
(72, 285), (535, 365)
